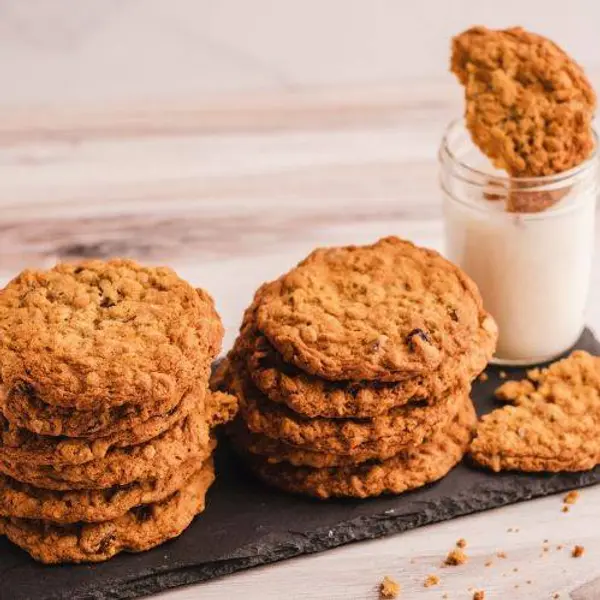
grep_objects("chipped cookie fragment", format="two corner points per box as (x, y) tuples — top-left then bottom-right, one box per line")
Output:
(470, 351), (600, 472)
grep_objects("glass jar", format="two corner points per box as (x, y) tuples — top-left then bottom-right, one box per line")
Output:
(440, 119), (599, 366)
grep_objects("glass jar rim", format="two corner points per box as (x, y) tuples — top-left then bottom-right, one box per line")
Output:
(439, 117), (599, 187)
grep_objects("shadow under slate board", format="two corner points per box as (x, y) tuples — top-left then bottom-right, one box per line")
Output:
(1, 329), (600, 600)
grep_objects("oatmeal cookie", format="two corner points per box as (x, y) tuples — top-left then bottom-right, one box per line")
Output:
(0, 381), (190, 438)
(451, 26), (596, 177)
(0, 459), (214, 564)
(242, 305), (495, 418)
(243, 398), (476, 498)
(0, 457), (204, 524)
(0, 410), (214, 490)
(234, 368), (463, 454)
(0, 388), (203, 466)
(229, 389), (472, 468)
(470, 351), (600, 472)
(255, 237), (493, 381)
(0, 260), (223, 410)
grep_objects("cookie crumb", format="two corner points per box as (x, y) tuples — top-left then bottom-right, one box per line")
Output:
(473, 591), (485, 600)
(379, 576), (400, 599)
(562, 506), (570, 513)
(513, 567), (519, 572)
(478, 372), (489, 382)
(499, 370), (507, 379)
(497, 551), (507, 559)
(564, 490), (580, 505)
(553, 594), (560, 599)
(444, 548), (468, 566)
(456, 538), (467, 548)
(424, 574), (440, 588)
(572, 545), (585, 558)
(484, 559), (493, 567)
(557, 544), (564, 550)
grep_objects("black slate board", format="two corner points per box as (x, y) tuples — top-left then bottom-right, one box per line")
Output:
(2, 329), (599, 600)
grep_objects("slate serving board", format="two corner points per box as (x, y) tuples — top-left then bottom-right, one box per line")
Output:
(1, 329), (599, 600)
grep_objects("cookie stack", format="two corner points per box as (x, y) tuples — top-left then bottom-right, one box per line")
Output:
(219, 237), (497, 498)
(0, 260), (237, 563)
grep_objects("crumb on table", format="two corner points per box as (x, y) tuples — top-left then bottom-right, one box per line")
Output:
(484, 559), (493, 567)
(562, 506), (570, 513)
(424, 574), (440, 588)
(564, 490), (580, 505)
(456, 538), (467, 548)
(444, 548), (468, 566)
(379, 576), (400, 599)
(497, 551), (507, 559)
(473, 591), (486, 600)
(572, 545), (585, 558)
(478, 372), (489, 382)
(499, 370), (507, 379)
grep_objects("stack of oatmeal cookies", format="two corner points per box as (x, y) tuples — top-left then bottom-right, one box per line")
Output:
(218, 237), (497, 498)
(0, 260), (237, 563)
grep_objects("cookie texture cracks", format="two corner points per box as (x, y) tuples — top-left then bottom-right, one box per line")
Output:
(0, 260), (223, 410)
(256, 237), (488, 382)
(451, 26), (596, 177)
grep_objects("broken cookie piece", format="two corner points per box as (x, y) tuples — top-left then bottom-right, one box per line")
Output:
(470, 351), (600, 472)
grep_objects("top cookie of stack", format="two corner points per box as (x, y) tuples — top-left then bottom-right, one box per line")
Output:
(222, 237), (498, 498)
(0, 259), (235, 563)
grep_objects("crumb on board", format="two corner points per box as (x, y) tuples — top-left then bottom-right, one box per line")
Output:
(497, 551), (507, 559)
(572, 545), (585, 558)
(553, 593), (560, 599)
(564, 490), (580, 505)
(478, 372), (489, 382)
(499, 370), (507, 379)
(557, 544), (564, 550)
(484, 559), (493, 567)
(527, 580), (533, 585)
(513, 567), (519, 572)
(444, 548), (468, 566)
(544, 539), (549, 543)
(473, 591), (486, 600)
(542, 545), (550, 552)
(424, 574), (440, 588)
(562, 506), (570, 513)
(379, 576), (400, 599)
(456, 538), (467, 548)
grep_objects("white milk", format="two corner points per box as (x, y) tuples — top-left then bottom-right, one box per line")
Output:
(440, 120), (598, 365)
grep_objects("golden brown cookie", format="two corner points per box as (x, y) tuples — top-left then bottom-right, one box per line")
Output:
(0, 388), (203, 467)
(0, 260), (223, 410)
(243, 308), (495, 418)
(0, 378), (198, 438)
(0, 410), (214, 490)
(470, 351), (600, 472)
(0, 457), (203, 524)
(243, 399), (476, 498)
(0, 459), (214, 564)
(233, 367), (464, 454)
(451, 26), (596, 177)
(255, 237), (493, 382)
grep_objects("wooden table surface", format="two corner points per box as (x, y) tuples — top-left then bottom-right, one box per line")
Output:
(1, 84), (599, 600)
